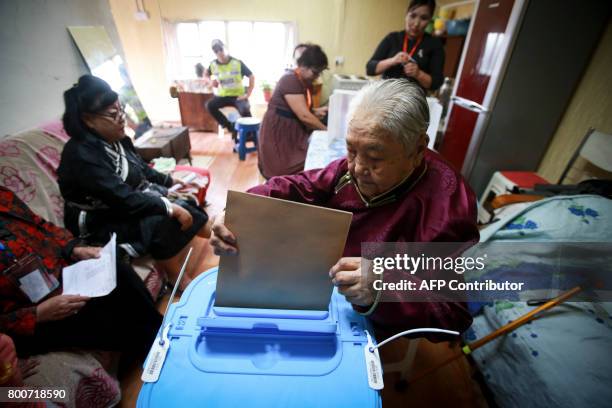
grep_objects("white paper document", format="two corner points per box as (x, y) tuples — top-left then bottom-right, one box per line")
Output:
(62, 233), (117, 297)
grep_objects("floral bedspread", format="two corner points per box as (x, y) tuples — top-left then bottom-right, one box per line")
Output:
(466, 195), (612, 408)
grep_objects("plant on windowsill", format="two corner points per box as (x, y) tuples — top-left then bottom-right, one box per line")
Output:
(261, 81), (273, 103)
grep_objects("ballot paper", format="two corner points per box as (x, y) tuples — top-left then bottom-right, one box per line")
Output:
(216, 191), (353, 310)
(62, 234), (117, 297)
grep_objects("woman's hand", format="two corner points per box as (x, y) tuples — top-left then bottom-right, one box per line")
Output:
(171, 204), (193, 231)
(403, 61), (420, 78)
(374, 52), (410, 75)
(209, 212), (238, 255)
(36, 295), (90, 323)
(394, 51), (410, 65)
(313, 106), (328, 119)
(284, 94), (327, 131)
(71, 246), (102, 261)
(329, 257), (376, 307)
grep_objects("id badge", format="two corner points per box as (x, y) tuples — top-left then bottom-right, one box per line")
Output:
(3, 253), (59, 303)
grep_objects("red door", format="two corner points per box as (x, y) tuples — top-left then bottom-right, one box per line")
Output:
(440, 104), (481, 171)
(439, 0), (515, 171)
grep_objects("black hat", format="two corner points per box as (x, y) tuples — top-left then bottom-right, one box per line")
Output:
(211, 39), (224, 53)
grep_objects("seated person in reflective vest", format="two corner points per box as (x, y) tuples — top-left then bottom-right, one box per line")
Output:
(204, 39), (255, 139)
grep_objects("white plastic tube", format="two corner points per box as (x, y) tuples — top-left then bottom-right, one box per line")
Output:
(369, 328), (460, 352)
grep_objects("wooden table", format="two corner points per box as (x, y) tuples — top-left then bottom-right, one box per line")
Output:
(134, 126), (192, 164)
(177, 92), (218, 132)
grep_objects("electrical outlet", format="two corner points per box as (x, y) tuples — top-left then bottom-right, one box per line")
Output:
(134, 10), (150, 21)
(335, 56), (345, 66)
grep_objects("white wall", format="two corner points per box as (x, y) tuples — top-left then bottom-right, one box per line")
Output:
(0, 0), (124, 136)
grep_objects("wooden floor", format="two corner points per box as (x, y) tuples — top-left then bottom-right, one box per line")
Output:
(119, 129), (488, 407)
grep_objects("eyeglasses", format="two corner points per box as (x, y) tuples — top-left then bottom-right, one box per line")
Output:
(310, 68), (323, 76)
(96, 104), (126, 122)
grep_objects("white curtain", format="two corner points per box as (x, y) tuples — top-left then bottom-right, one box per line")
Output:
(161, 19), (183, 82)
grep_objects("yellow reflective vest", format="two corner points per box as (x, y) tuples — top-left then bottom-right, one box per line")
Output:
(209, 58), (245, 97)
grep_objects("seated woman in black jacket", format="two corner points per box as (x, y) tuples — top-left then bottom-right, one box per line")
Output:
(58, 75), (210, 288)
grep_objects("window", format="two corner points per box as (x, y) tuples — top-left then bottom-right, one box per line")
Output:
(174, 20), (296, 102)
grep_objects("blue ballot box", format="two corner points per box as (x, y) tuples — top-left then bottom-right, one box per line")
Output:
(137, 267), (382, 408)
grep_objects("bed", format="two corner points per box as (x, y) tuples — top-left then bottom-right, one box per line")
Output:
(464, 194), (612, 407)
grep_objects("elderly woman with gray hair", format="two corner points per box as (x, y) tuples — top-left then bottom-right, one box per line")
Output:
(211, 79), (478, 338)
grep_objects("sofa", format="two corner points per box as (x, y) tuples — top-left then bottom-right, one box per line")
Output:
(0, 121), (209, 407)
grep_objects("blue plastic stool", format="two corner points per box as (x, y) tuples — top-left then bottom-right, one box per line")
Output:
(226, 110), (241, 124)
(234, 117), (260, 161)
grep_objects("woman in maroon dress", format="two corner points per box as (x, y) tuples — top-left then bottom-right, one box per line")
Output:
(258, 44), (329, 179)
(212, 79), (479, 339)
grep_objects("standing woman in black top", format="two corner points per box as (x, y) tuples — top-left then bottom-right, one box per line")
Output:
(366, 0), (444, 91)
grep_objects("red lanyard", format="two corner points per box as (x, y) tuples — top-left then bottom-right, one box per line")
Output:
(294, 68), (312, 109)
(403, 33), (422, 58)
